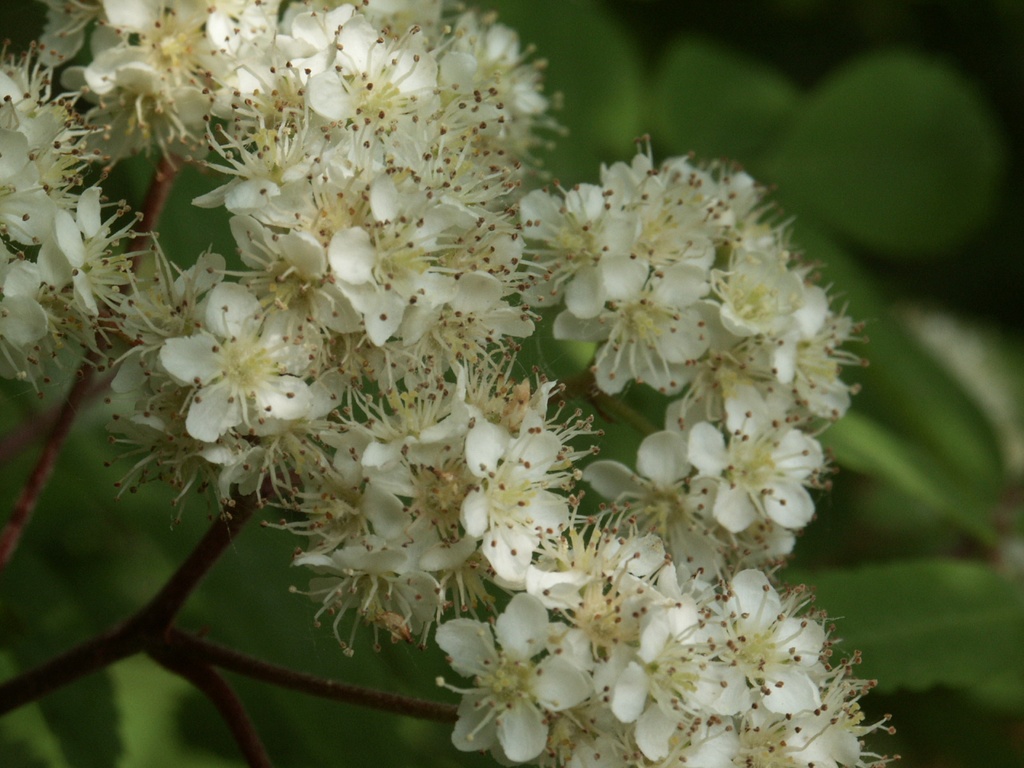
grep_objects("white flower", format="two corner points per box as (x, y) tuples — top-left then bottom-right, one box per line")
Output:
(709, 570), (827, 715)
(437, 593), (592, 763)
(584, 431), (726, 576)
(713, 248), (808, 338)
(555, 263), (712, 394)
(461, 412), (571, 584)
(159, 282), (313, 442)
(688, 386), (824, 532)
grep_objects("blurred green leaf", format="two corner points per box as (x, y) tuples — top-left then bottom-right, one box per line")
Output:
(0, 732), (50, 768)
(789, 560), (1024, 693)
(4, 553), (123, 768)
(794, 226), (1006, 499)
(766, 51), (1006, 256)
(651, 37), (799, 162)
(821, 412), (997, 544)
(482, 0), (643, 182)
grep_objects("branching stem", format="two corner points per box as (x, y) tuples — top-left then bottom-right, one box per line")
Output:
(0, 358), (99, 575)
(0, 494), (457, 765)
(561, 368), (660, 437)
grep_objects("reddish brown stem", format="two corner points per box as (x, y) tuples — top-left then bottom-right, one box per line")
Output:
(0, 497), (258, 712)
(0, 494), (458, 766)
(152, 648), (272, 768)
(0, 369), (114, 465)
(0, 361), (98, 574)
(129, 155), (179, 259)
(168, 628), (458, 724)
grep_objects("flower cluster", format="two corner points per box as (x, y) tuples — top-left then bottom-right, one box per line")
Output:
(1, 1), (889, 766)
(0, 51), (135, 382)
(521, 151), (861, 572)
(438, 548), (887, 768)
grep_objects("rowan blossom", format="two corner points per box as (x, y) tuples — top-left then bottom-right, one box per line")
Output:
(436, 593), (592, 763)
(158, 282), (315, 442)
(0, 4), (891, 766)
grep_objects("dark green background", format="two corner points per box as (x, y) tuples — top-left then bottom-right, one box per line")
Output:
(3, 1), (1024, 766)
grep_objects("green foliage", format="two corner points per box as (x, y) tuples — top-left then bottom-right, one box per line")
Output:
(3, 1), (1024, 767)
(821, 412), (998, 544)
(766, 52), (1006, 256)
(651, 37), (799, 162)
(789, 560), (1024, 694)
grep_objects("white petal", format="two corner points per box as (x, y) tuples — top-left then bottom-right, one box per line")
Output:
(255, 377), (312, 422)
(186, 386), (240, 442)
(553, 310), (610, 343)
(204, 283), (261, 339)
(712, 484), (758, 532)
(495, 594), (548, 658)
(451, 694), (496, 752)
(534, 657), (591, 711)
(688, 422), (728, 476)
(762, 668), (821, 714)
(465, 420), (510, 476)
(600, 255), (647, 301)
(635, 706), (677, 761)
(369, 175), (400, 222)
(764, 482), (815, 528)
(729, 570), (779, 619)
(159, 335), (222, 385)
(636, 431), (689, 486)
(328, 227), (376, 285)
(460, 490), (490, 538)
(496, 705), (547, 763)
(307, 72), (353, 120)
(436, 619), (496, 677)
(564, 266), (605, 319)
(77, 187), (102, 238)
(610, 661), (649, 723)
(0, 295), (47, 345)
(583, 460), (640, 501)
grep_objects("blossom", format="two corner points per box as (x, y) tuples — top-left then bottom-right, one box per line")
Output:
(688, 386), (825, 532)
(437, 593), (592, 763)
(159, 282), (314, 442)
(584, 431), (726, 574)
(461, 410), (572, 585)
(708, 570), (828, 714)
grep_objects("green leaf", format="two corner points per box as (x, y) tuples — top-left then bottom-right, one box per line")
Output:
(794, 226), (1006, 500)
(3, 553), (124, 768)
(481, 0), (643, 182)
(36, 673), (122, 768)
(651, 37), (799, 163)
(789, 560), (1024, 693)
(0, 732), (50, 768)
(820, 412), (997, 544)
(766, 51), (1006, 256)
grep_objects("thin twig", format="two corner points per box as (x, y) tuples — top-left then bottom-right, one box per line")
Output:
(0, 369), (114, 465)
(561, 368), (660, 437)
(168, 628), (458, 724)
(0, 620), (142, 715)
(0, 497), (258, 713)
(129, 154), (179, 259)
(152, 648), (272, 768)
(0, 360), (98, 574)
(0, 490), (459, 768)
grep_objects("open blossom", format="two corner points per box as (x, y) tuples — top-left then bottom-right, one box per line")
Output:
(462, 409), (574, 586)
(437, 593), (592, 763)
(58, 0), (278, 157)
(688, 386), (825, 533)
(0, 2), (887, 764)
(159, 282), (314, 442)
(584, 430), (726, 575)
